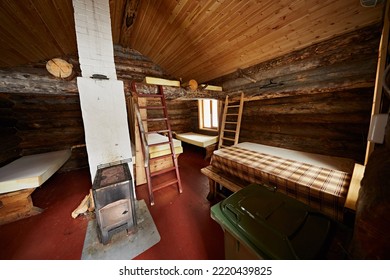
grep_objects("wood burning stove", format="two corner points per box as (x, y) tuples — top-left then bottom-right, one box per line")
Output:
(92, 162), (137, 245)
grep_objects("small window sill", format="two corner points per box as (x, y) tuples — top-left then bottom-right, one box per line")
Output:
(199, 127), (218, 133)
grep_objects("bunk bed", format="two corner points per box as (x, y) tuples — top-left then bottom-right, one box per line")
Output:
(201, 142), (358, 221)
(175, 132), (218, 160)
(135, 133), (183, 186)
(148, 133), (183, 159)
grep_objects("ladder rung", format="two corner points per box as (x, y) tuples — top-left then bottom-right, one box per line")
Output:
(150, 153), (174, 161)
(146, 130), (170, 134)
(139, 106), (165, 110)
(142, 117), (168, 121)
(226, 113), (239, 116)
(148, 141), (170, 147)
(227, 105), (240, 108)
(151, 166), (176, 177)
(137, 94), (163, 98)
(224, 129), (236, 133)
(222, 137), (235, 141)
(225, 121), (238, 124)
(152, 178), (179, 192)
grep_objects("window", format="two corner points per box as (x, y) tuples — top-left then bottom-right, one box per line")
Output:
(198, 99), (219, 130)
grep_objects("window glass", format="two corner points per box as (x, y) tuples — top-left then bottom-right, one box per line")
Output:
(199, 99), (218, 130)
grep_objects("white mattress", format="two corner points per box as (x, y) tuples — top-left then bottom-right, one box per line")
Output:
(176, 132), (218, 148)
(147, 133), (183, 158)
(234, 142), (355, 173)
(0, 149), (71, 194)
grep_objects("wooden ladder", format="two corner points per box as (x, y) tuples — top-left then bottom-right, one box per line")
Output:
(131, 81), (183, 206)
(218, 93), (244, 149)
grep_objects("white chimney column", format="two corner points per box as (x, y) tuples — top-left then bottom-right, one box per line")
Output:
(73, 0), (117, 80)
(72, 0), (133, 183)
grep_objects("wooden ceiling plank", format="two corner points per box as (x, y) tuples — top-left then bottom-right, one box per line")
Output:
(161, 1), (305, 75)
(127, 0), (152, 49)
(157, 0), (268, 66)
(136, 0), (166, 51)
(170, 2), (382, 81)
(10, 1), (64, 56)
(110, 0), (126, 44)
(0, 0), (384, 81)
(178, 18), (345, 82)
(140, 0), (180, 55)
(0, 6), (48, 60)
(157, 0), (251, 68)
(0, 0), (74, 67)
(29, 0), (77, 57)
(167, 4), (308, 79)
(145, 0), (205, 61)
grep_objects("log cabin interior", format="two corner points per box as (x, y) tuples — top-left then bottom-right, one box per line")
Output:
(0, 0), (390, 261)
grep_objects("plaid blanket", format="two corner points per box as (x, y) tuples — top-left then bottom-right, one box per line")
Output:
(211, 146), (352, 221)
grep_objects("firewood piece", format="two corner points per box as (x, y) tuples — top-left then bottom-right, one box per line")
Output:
(46, 58), (73, 79)
(181, 79), (198, 91)
(88, 189), (95, 212)
(71, 194), (90, 218)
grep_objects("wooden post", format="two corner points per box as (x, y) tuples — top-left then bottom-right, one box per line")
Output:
(365, 1), (390, 165)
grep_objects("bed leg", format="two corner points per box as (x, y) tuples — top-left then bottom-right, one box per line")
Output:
(206, 178), (217, 201)
(204, 144), (217, 161)
(0, 188), (43, 226)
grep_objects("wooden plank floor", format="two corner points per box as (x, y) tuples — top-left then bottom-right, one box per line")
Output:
(0, 144), (224, 260)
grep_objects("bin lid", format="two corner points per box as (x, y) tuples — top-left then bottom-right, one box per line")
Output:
(216, 184), (331, 259)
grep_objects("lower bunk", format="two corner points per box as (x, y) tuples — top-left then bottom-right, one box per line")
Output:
(175, 132), (218, 160)
(201, 142), (361, 222)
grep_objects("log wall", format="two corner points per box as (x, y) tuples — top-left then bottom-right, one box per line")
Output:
(145, 99), (195, 133)
(0, 46), (183, 170)
(0, 94), (20, 166)
(208, 24), (382, 163)
(0, 23), (382, 168)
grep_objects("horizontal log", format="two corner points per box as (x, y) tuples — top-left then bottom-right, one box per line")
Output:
(240, 121), (367, 140)
(243, 90), (373, 115)
(16, 118), (84, 130)
(0, 69), (79, 95)
(12, 103), (81, 112)
(238, 133), (365, 163)
(0, 117), (16, 127)
(243, 112), (370, 125)
(18, 128), (85, 149)
(0, 95), (14, 107)
(8, 94), (80, 105)
(0, 134), (21, 150)
(113, 45), (152, 62)
(14, 110), (82, 120)
(59, 153), (89, 172)
(0, 147), (21, 167)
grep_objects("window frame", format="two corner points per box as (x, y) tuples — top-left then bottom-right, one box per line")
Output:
(198, 99), (219, 131)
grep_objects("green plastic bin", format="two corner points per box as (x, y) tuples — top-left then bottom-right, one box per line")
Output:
(211, 183), (331, 259)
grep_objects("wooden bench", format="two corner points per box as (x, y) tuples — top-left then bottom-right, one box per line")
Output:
(201, 165), (251, 200)
(0, 149), (71, 225)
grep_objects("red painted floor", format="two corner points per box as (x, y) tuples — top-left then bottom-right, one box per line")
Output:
(0, 144), (224, 260)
